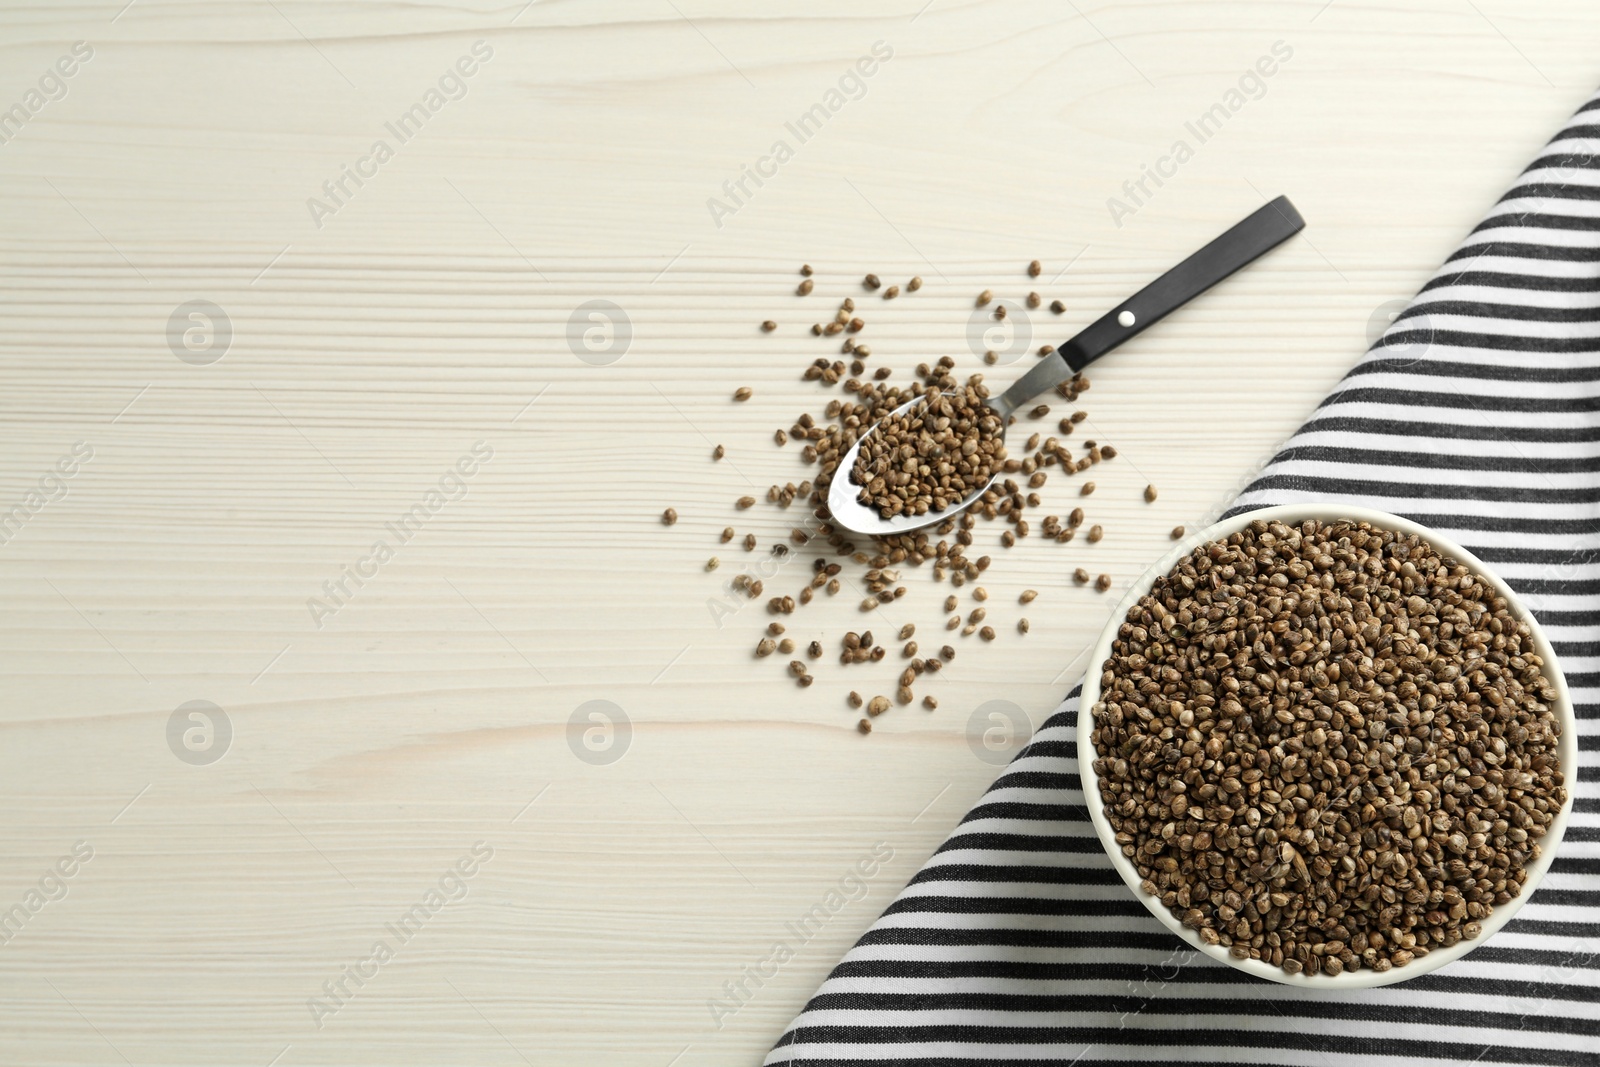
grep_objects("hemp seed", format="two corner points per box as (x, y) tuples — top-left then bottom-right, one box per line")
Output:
(661, 508), (677, 525)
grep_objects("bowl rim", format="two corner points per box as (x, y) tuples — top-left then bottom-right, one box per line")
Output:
(1075, 502), (1578, 989)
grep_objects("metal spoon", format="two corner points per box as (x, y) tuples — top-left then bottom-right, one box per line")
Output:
(828, 195), (1306, 537)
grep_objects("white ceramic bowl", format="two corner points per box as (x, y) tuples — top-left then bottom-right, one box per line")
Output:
(1077, 503), (1577, 988)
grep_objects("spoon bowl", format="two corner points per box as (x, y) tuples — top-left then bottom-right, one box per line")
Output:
(826, 354), (1081, 536)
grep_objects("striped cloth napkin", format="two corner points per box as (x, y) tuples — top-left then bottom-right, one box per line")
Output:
(766, 91), (1600, 1066)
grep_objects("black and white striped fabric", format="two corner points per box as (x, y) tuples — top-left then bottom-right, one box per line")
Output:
(767, 91), (1600, 1066)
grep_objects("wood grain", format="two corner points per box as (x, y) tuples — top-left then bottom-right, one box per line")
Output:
(0, 1), (1594, 1063)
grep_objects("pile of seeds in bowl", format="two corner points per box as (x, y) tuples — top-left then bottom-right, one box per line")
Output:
(1090, 517), (1568, 975)
(849, 384), (1008, 519)
(667, 264), (1175, 730)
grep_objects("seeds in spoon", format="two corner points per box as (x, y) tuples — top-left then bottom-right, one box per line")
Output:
(849, 381), (1006, 520)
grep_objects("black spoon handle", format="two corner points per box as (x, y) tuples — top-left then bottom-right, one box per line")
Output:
(1056, 195), (1305, 372)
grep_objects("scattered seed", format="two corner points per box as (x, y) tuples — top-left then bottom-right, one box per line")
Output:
(736, 496), (755, 509)
(743, 533), (757, 551)
(1081, 481), (1096, 496)
(768, 622), (785, 636)
(662, 508), (678, 526)
(706, 557), (719, 571)
(807, 640), (823, 659)
(1050, 299), (1065, 314)
(863, 273), (880, 290)
(979, 625), (995, 641)
(857, 717), (872, 734)
(801, 264), (813, 276)
(1028, 259), (1042, 277)
(868, 695), (890, 716)
(908, 276), (923, 291)
(756, 638), (776, 657)
(1031, 404), (1050, 418)
(1018, 618), (1030, 634)
(976, 289), (993, 307)
(1087, 524), (1103, 543)
(734, 387), (753, 402)
(1027, 292), (1042, 309)
(778, 638), (795, 654)
(1094, 573), (1111, 592)
(775, 429), (788, 446)
(1101, 445), (1117, 459)
(798, 279), (814, 295)
(848, 691), (863, 708)
(883, 284), (900, 299)
(1020, 589), (1038, 603)
(973, 587), (988, 601)
(1144, 484), (1158, 503)
(761, 320), (777, 332)
(1074, 568), (1090, 584)
(899, 623), (916, 640)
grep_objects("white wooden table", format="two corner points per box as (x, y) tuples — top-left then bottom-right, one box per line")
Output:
(0, 2), (1592, 1063)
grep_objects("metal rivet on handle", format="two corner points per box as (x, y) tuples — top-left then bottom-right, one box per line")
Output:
(1117, 309), (1136, 327)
